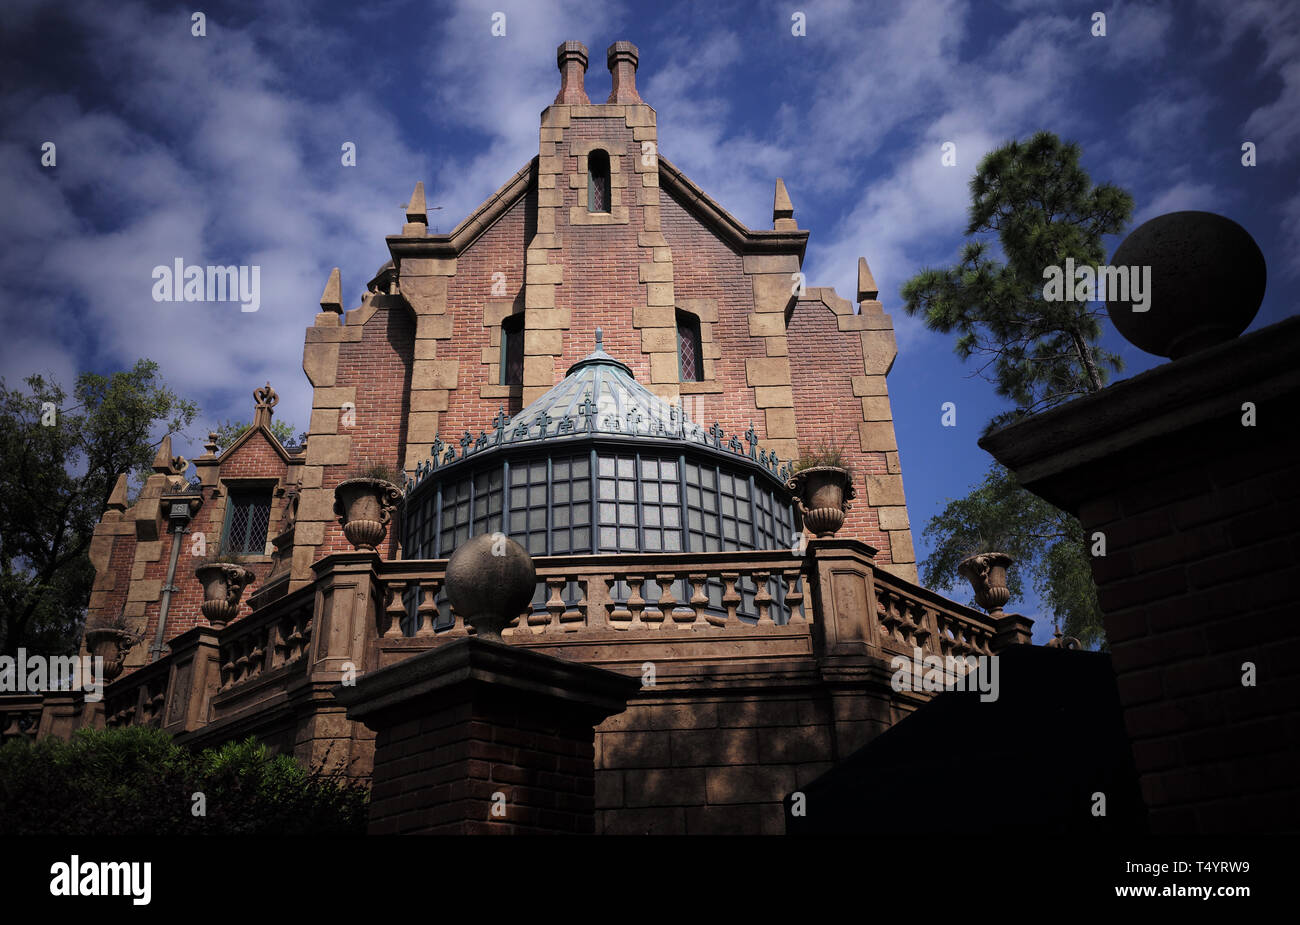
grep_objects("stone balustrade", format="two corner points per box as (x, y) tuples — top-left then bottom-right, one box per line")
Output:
(31, 539), (1015, 754)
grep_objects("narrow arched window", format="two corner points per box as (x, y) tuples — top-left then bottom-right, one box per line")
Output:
(501, 315), (524, 385)
(677, 310), (702, 382)
(587, 149), (611, 213)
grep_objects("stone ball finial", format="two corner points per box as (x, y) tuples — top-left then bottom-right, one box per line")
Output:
(1106, 210), (1266, 359)
(444, 533), (537, 642)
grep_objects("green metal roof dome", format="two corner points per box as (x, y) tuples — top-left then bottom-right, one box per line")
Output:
(408, 329), (795, 488)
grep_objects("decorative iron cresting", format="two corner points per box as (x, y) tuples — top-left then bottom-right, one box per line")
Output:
(406, 331), (795, 491)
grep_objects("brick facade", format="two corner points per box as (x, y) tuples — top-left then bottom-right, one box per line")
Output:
(982, 316), (1300, 834)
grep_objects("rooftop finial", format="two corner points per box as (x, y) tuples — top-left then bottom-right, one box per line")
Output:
(595, 327), (603, 349)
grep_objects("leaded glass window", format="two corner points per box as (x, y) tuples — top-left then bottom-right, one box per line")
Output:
(222, 488), (271, 555)
(677, 310), (702, 381)
(588, 149), (611, 213)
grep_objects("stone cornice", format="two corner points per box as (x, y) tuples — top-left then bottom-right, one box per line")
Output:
(979, 315), (1300, 505)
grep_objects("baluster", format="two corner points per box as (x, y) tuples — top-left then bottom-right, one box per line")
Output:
(445, 598), (469, 636)
(250, 632), (265, 679)
(655, 574), (678, 629)
(626, 575), (646, 629)
(688, 573), (710, 628)
(782, 569), (806, 623)
(561, 579), (586, 630)
(754, 571), (774, 626)
(545, 577), (566, 632)
(297, 610), (313, 657)
(416, 582), (438, 637)
(607, 577), (631, 628)
(384, 581), (407, 638)
(914, 606), (933, 651)
(720, 572), (741, 625)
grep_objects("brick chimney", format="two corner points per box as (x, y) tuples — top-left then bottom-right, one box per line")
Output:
(554, 41), (590, 104)
(606, 40), (641, 103)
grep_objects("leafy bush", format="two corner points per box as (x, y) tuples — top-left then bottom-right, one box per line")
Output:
(0, 726), (368, 835)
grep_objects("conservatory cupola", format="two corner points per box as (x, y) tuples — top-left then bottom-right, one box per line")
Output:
(403, 330), (798, 560)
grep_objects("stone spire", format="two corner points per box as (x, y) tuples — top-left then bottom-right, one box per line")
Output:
(106, 473), (129, 512)
(555, 41), (590, 104)
(151, 435), (174, 474)
(403, 181), (427, 235)
(320, 267), (343, 314)
(773, 178), (796, 231)
(857, 256), (879, 302)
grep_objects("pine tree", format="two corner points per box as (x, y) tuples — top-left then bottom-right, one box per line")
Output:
(901, 132), (1134, 647)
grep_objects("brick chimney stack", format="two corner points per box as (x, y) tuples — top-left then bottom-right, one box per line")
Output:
(554, 41), (591, 104)
(606, 41), (641, 103)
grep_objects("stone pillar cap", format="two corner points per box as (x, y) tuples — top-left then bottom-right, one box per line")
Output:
(556, 40), (589, 69)
(606, 40), (639, 67)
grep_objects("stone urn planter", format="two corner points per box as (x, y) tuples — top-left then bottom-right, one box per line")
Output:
(444, 533), (537, 642)
(786, 466), (857, 538)
(957, 551), (1013, 616)
(195, 562), (257, 628)
(84, 626), (138, 681)
(333, 478), (402, 551)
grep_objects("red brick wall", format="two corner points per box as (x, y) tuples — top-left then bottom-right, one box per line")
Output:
(787, 299), (893, 560)
(1077, 433), (1299, 833)
(367, 690), (598, 835)
(138, 429), (291, 647)
(440, 198), (529, 432)
(659, 187), (766, 429)
(594, 693), (860, 834)
(320, 303), (414, 558)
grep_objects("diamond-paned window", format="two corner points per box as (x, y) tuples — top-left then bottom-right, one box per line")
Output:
(222, 488), (272, 555)
(677, 310), (702, 381)
(588, 149), (611, 213)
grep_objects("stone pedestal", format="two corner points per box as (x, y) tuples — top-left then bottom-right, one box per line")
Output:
(981, 316), (1300, 834)
(334, 636), (639, 834)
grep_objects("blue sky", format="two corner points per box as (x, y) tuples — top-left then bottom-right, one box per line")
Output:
(2, 0), (1296, 638)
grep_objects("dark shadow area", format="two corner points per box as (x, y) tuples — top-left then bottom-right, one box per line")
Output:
(786, 645), (1147, 834)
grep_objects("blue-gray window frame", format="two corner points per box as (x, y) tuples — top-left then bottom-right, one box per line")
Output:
(411, 448), (792, 561)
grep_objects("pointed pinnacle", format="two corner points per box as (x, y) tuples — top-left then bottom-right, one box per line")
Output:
(320, 267), (343, 314)
(405, 181), (427, 224)
(857, 256), (879, 302)
(107, 473), (129, 511)
(151, 434), (173, 474)
(773, 178), (794, 221)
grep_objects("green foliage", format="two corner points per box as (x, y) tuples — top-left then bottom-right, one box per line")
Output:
(0, 360), (199, 656)
(0, 726), (368, 835)
(900, 132), (1132, 650)
(901, 131), (1134, 433)
(211, 418), (301, 451)
(920, 463), (1105, 649)
(352, 460), (399, 483)
(792, 443), (854, 480)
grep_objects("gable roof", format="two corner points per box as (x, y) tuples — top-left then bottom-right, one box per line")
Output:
(218, 422), (295, 466)
(386, 154), (807, 263)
